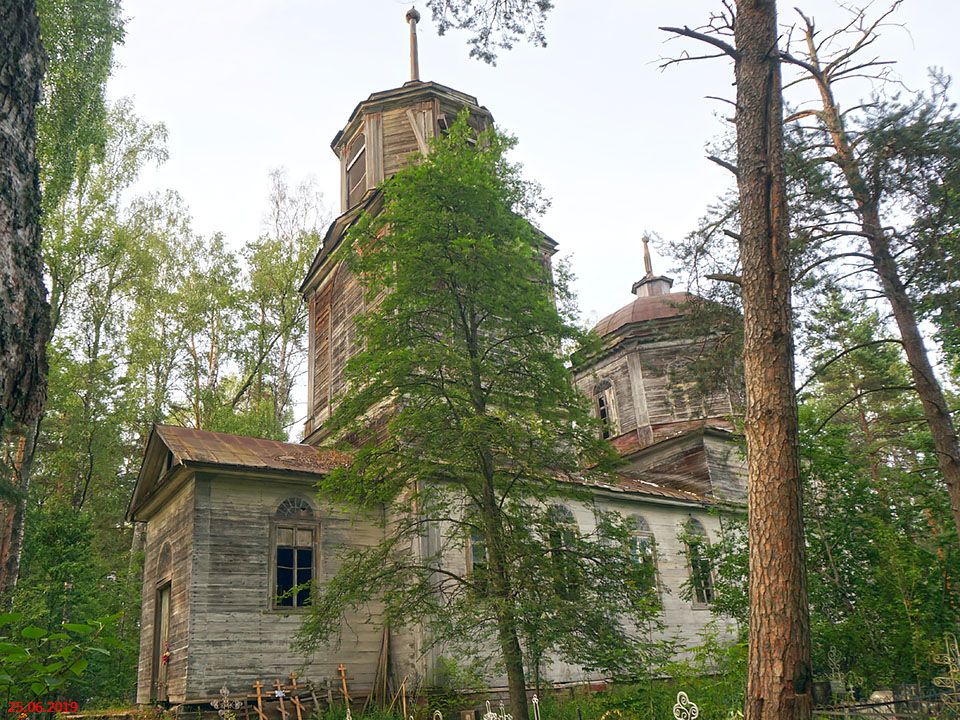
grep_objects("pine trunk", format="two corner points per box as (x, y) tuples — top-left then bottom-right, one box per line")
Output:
(806, 49), (960, 540)
(734, 2), (812, 719)
(0, 0), (49, 430)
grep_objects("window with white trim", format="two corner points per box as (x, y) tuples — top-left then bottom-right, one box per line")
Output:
(628, 515), (661, 603)
(685, 518), (715, 607)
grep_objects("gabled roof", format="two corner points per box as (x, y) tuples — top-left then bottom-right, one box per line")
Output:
(153, 425), (349, 474)
(127, 425), (349, 521)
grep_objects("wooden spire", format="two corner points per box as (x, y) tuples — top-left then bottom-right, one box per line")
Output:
(406, 7), (421, 81)
(642, 234), (654, 277)
(632, 235), (674, 297)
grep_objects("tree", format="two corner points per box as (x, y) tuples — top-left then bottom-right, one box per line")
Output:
(0, 0), (49, 434)
(777, 5), (960, 539)
(706, 290), (960, 689)
(661, 3), (813, 719)
(798, 291), (959, 689)
(298, 117), (663, 720)
(0, 0), (123, 604)
(425, 0), (554, 64)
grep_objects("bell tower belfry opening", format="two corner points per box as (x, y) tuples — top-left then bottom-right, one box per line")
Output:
(301, 10), (496, 442)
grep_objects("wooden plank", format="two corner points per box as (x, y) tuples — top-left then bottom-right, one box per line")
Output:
(405, 108), (429, 154)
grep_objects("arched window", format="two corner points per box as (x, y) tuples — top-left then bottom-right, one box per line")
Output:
(273, 497), (317, 609)
(685, 518), (714, 606)
(547, 505), (579, 599)
(594, 379), (617, 440)
(628, 515), (660, 601)
(277, 497), (314, 519)
(156, 542), (172, 580)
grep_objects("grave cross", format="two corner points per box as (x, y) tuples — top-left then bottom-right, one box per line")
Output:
(211, 686), (243, 719)
(934, 632), (960, 712)
(274, 679), (289, 720)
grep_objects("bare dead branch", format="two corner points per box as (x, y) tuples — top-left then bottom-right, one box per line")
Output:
(705, 273), (742, 286)
(785, 109), (820, 123)
(707, 155), (739, 177)
(659, 25), (738, 66)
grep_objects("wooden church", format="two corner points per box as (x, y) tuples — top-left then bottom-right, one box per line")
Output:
(127, 10), (746, 707)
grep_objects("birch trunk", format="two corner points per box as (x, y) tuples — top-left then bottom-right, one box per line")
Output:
(0, 0), (49, 604)
(0, 0), (49, 430)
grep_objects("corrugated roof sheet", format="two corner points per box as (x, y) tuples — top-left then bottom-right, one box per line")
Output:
(593, 292), (696, 337)
(155, 424), (350, 476)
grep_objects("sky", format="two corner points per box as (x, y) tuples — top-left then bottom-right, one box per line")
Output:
(105, 1), (958, 434)
(107, 0), (958, 325)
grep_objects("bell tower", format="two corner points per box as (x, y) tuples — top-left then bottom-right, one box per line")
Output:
(329, 8), (493, 214)
(301, 9), (496, 443)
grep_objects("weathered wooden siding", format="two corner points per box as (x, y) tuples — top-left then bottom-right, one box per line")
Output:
(574, 354), (641, 438)
(311, 264), (365, 429)
(136, 481), (195, 704)
(186, 473), (386, 701)
(704, 433), (747, 502)
(382, 103), (429, 177)
(637, 340), (734, 427)
(575, 336), (735, 453)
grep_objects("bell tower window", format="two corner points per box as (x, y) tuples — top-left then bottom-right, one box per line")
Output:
(346, 132), (367, 208)
(598, 395), (611, 438)
(594, 379), (618, 439)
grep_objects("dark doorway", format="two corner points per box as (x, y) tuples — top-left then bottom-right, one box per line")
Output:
(151, 582), (171, 701)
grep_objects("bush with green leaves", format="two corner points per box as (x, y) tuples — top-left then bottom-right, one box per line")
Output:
(0, 612), (115, 703)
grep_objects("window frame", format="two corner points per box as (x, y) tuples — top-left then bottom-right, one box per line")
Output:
(268, 498), (320, 612)
(345, 131), (367, 208)
(547, 505), (580, 600)
(628, 515), (662, 605)
(684, 518), (715, 609)
(465, 527), (489, 592)
(593, 379), (618, 440)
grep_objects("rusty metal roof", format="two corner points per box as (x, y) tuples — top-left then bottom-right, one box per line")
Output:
(593, 292), (697, 337)
(155, 424), (350, 476)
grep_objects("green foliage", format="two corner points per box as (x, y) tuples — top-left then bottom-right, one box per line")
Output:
(532, 632), (745, 720)
(0, 611), (115, 704)
(703, 291), (960, 690)
(36, 0), (124, 209)
(20, 98), (327, 705)
(13, 505), (139, 704)
(299, 114), (664, 684)
(425, 0), (554, 64)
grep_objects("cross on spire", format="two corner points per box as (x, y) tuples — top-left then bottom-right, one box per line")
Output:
(406, 7), (421, 82)
(642, 234), (654, 277)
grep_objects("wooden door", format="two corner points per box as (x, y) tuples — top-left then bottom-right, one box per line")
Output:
(152, 582), (171, 701)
